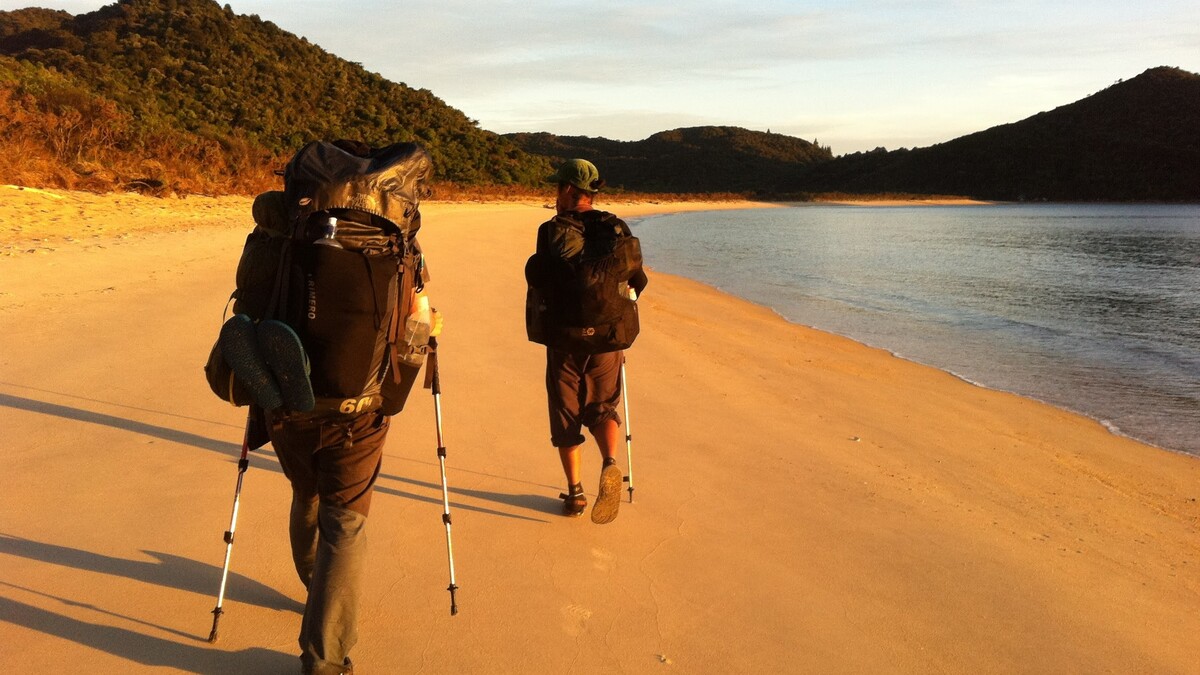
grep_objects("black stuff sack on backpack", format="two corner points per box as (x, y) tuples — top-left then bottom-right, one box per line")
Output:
(525, 210), (644, 354)
(204, 140), (432, 419)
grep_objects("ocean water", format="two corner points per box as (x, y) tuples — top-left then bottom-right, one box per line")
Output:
(629, 204), (1200, 457)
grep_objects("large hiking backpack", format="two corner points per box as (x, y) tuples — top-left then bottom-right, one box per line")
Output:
(525, 210), (643, 354)
(205, 140), (432, 418)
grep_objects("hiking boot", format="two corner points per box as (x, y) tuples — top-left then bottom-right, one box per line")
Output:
(591, 460), (623, 524)
(219, 314), (283, 411)
(257, 319), (315, 412)
(559, 483), (586, 517)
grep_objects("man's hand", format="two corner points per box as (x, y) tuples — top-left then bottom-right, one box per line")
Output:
(430, 307), (444, 337)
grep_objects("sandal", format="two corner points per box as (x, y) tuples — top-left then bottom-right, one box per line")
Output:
(591, 460), (623, 524)
(257, 319), (315, 412)
(219, 314), (283, 412)
(559, 483), (586, 517)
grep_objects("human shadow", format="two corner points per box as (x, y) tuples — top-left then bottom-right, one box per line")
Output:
(0, 392), (242, 457)
(1, 580), (199, 641)
(372, 474), (552, 524)
(0, 534), (301, 613)
(376, 471), (560, 521)
(0, 381), (244, 431)
(0, 392), (285, 482)
(0, 595), (295, 674)
(1, 389), (559, 522)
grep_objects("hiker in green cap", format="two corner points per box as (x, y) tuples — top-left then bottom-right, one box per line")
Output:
(525, 159), (648, 523)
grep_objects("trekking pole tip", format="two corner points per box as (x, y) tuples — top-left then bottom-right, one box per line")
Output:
(207, 608), (222, 643)
(448, 584), (459, 616)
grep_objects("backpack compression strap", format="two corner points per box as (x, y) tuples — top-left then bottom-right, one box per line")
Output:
(386, 247), (421, 383)
(263, 237), (294, 321)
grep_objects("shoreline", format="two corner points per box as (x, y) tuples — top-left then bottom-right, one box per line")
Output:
(624, 201), (1195, 458)
(2, 192), (1198, 673)
(647, 263), (1196, 461)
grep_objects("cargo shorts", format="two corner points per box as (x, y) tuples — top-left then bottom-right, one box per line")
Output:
(545, 348), (623, 447)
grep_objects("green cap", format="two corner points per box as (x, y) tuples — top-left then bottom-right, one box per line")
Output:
(546, 158), (602, 192)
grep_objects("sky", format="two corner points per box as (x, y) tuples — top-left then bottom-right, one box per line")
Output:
(5, 0), (1199, 155)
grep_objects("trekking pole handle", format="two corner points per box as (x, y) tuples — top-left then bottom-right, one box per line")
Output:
(428, 337), (441, 395)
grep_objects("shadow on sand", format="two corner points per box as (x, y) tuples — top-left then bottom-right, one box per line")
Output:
(2, 390), (561, 521)
(376, 470), (559, 522)
(0, 594), (294, 673)
(0, 534), (301, 614)
(0, 392), (244, 456)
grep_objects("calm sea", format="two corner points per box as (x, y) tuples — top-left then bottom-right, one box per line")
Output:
(629, 204), (1200, 457)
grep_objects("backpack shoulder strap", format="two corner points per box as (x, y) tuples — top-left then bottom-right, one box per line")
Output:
(553, 212), (585, 228)
(548, 212), (585, 238)
(540, 213), (586, 261)
(581, 209), (631, 236)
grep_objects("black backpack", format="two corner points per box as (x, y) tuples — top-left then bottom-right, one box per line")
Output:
(205, 140), (432, 418)
(525, 210), (643, 354)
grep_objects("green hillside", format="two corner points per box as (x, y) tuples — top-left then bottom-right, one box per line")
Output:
(507, 126), (832, 194)
(0, 0), (551, 193)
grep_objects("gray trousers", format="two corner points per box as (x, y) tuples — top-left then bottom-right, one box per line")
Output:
(270, 411), (390, 674)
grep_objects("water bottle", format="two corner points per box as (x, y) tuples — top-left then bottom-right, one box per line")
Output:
(401, 292), (432, 366)
(314, 216), (344, 248)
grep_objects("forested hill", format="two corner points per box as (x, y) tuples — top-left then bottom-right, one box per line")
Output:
(0, 0), (551, 193)
(505, 126), (833, 194)
(791, 67), (1200, 201)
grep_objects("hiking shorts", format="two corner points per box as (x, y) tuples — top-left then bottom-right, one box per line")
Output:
(269, 410), (390, 517)
(545, 348), (623, 448)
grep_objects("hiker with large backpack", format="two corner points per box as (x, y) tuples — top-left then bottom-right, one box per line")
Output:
(525, 159), (648, 524)
(204, 139), (441, 675)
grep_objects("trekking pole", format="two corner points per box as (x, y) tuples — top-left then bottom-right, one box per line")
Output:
(621, 354), (635, 503)
(427, 337), (459, 615)
(208, 413), (253, 642)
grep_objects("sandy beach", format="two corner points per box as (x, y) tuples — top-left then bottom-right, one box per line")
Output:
(1, 188), (1197, 674)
